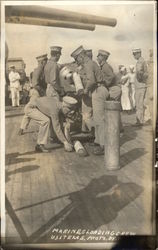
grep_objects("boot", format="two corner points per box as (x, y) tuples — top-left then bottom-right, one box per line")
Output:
(35, 144), (49, 153)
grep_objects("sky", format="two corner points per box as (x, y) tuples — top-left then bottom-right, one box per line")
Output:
(5, 2), (155, 75)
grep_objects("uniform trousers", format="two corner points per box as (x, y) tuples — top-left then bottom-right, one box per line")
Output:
(10, 87), (20, 106)
(82, 94), (93, 132)
(21, 104), (50, 145)
(92, 85), (109, 146)
(144, 85), (153, 122)
(135, 87), (147, 123)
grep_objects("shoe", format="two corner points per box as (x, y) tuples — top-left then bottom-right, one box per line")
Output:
(93, 146), (104, 155)
(18, 128), (24, 135)
(35, 144), (49, 153)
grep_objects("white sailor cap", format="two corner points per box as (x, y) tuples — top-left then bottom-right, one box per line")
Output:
(129, 65), (135, 69)
(63, 96), (78, 108)
(132, 48), (141, 54)
(119, 65), (124, 70)
(71, 46), (85, 59)
(120, 66), (126, 72)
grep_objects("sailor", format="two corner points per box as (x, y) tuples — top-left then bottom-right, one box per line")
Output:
(32, 53), (48, 96)
(128, 65), (136, 109)
(132, 48), (148, 125)
(44, 46), (64, 100)
(8, 65), (21, 107)
(115, 65), (124, 86)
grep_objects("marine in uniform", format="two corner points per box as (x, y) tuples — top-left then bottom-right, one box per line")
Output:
(132, 48), (148, 125)
(71, 46), (109, 155)
(44, 46), (64, 100)
(19, 95), (78, 152)
(35, 96), (78, 152)
(70, 46), (93, 132)
(97, 50), (121, 101)
(97, 50), (123, 134)
(32, 54), (48, 96)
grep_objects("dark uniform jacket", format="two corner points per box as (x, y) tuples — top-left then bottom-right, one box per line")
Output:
(32, 65), (46, 95)
(44, 57), (61, 93)
(83, 58), (102, 92)
(100, 61), (115, 88)
(136, 57), (148, 83)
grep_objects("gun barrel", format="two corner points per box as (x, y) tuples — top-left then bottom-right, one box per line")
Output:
(6, 16), (95, 31)
(6, 6), (117, 27)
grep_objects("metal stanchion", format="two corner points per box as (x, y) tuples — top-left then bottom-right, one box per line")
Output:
(104, 101), (121, 170)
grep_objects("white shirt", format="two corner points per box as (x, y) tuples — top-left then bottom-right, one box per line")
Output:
(128, 72), (136, 84)
(9, 71), (20, 89)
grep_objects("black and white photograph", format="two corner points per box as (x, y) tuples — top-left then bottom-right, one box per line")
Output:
(1, 1), (157, 249)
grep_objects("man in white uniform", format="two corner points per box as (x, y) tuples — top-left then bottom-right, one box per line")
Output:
(132, 48), (148, 125)
(9, 65), (21, 107)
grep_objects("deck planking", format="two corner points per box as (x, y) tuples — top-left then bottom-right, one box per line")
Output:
(4, 107), (155, 243)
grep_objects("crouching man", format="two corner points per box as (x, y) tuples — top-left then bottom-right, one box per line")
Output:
(19, 95), (77, 152)
(36, 96), (77, 152)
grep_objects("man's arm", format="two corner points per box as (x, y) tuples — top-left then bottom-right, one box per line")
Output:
(51, 114), (73, 152)
(49, 64), (61, 92)
(143, 61), (148, 81)
(84, 62), (97, 93)
(50, 114), (67, 143)
(32, 67), (41, 87)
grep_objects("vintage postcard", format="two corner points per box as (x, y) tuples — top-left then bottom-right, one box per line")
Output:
(1, 1), (157, 249)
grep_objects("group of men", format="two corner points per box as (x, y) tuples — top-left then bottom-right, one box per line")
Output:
(17, 45), (151, 155)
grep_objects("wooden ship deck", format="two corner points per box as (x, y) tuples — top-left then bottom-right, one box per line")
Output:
(5, 106), (155, 244)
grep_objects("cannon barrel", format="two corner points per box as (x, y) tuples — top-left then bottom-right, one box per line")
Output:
(6, 6), (117, 27)
(6, 16), (95, 31)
